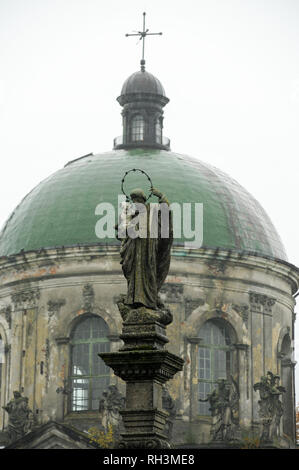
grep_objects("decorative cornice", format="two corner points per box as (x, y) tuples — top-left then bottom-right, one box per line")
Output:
(0, 246), (298, 296)
(100, 350), (184, 384)
(249, 292), (276, 314)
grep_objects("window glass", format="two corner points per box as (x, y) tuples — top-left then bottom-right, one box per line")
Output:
(70, 316), (110, 411)
(155, 119), (162, 144)
(131, 115), (144, 142)
(198, 320), (233, 416)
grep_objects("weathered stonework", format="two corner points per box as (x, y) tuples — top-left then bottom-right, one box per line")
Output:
(11, 288), (40, 309)
(0, 245), (297, 448)
(47, 299), (66, 319)
(82, 284), (95, 312)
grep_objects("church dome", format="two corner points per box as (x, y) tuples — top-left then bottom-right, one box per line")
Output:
(120, 70), (166, 97)
(0, 149), (287, 260)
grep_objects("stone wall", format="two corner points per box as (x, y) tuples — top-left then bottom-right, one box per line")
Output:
(0, 245), (298, 446)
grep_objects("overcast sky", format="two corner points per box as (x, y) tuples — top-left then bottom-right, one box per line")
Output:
(1, 0), (299, 394)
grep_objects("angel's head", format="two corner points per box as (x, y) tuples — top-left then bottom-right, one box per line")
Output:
(130, 188), (146, 204)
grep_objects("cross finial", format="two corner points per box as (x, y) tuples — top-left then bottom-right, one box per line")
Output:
(125, 12), (162, 71)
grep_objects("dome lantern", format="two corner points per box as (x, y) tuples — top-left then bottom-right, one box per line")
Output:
(113, 12), (170, 151)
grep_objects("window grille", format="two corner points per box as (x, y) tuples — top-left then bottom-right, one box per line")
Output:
(198, 320), (233, 416)
(131, 114), (144, 142)
(70, 316), (110, 411)
(155, 119), (162, 144)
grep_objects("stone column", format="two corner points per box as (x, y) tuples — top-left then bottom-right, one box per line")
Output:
(234, 343), (250, 427)
(185, 337), (201, 421)
(55, 337), (70, 422)
(100, 308), (184, 449)
(280, 357), (296, 440)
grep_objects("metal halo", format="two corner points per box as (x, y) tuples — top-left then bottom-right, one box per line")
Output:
(121, 168), (153, 201)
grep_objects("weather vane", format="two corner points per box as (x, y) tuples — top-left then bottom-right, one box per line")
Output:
(125, 12), (162, 71)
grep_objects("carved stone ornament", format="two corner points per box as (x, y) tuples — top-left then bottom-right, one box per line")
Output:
(99, 384), (125, 437)
(159, 283), (183, 304)
(82, 283), (95, 312)
(249, 292), (276, 314)
(162, 386), (177, 439)
(207, 260), (227, 276)
(232, 304), (249, 326)
(47, 299), (66, 318)
(118, 435), (170, 449)
(253, 371), (285, 443)
(11, 289), (40, 309)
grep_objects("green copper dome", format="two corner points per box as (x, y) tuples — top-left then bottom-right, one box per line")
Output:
(0, 149), (287, 260)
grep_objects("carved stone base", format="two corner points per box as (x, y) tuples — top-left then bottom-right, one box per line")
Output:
(120, 408), (169, 435)
(118, 431), (171, 449)
(117, 409), (171, 448)
(116, 295), (173, 326)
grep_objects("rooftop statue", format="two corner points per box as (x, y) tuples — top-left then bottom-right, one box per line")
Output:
(254, 371), (285, 443)
(199, 377), (239, 442)
(99, 385), (125, 438)
(2, 391), (33, 443)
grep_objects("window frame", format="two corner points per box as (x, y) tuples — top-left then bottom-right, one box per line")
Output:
(197, 319), (235, 417)
(69, 315), (110, 412)
(130, 114), (145, 142)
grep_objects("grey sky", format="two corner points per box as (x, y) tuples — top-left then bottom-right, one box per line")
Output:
(1, 0), (299, 394)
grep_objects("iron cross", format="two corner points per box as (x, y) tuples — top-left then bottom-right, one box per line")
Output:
(125, 12), (162, 70)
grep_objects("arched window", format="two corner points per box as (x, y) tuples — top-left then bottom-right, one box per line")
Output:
(155, 119), (162, 144)
(281, 334), (291, 359)
(131, 114), (144, 142)
(198, 319), (235, 415)
(70, 316), (110, 411)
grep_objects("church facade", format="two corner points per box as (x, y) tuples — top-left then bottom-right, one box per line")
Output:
(0, 56), (298, 448)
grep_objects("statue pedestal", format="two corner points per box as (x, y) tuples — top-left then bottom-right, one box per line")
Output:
(99, 303), (184, 449)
